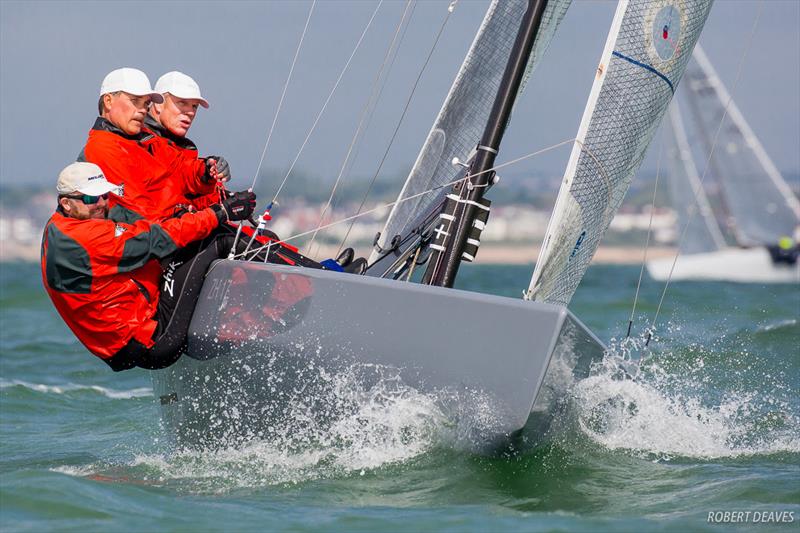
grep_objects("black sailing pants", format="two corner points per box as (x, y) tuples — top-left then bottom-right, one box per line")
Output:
(104, 230), (240, 372)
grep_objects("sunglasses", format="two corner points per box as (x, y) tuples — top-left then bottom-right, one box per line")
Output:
(64, 192), (110, 205)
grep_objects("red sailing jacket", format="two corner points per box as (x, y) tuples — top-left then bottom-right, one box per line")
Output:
(41, 207), (219, 360)
(81, 117), (215, 222)
(144, 115), (222, 212)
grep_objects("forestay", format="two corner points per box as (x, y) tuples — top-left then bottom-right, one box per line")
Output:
(527, 0), (714, 306)
(666, 100), (727, 254)
(370, 0), (571, 262)
(683, 45), (800, 247)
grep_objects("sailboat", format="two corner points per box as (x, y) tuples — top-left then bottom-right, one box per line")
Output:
(152, 0), (714, 452)
(646, 46), (800, 283)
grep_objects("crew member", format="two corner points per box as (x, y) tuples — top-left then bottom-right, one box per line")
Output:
(41, 162), (256, 371)
(144, 71), (222, 212)
(80, 67), (229, 223)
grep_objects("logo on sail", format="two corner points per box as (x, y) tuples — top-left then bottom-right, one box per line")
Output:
(570, 230), (587, 260)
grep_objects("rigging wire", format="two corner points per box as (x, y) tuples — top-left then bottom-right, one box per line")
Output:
(626, 129), (665, 339)
(305, 0), (416, 256)
(270, 0), (385, 206)
(229, 0), (316, 258)
(335, 0), (459, 256)
(327, 0), (419, 256)
(251, 1), (317, 191)
(646, 1), (765, 345)
(231, 137), (576, 259)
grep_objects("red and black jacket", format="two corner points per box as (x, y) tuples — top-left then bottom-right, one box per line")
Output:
(144, 115), (221, 212)
(41, 207), (219, 360)
(80, 117), (215, 223)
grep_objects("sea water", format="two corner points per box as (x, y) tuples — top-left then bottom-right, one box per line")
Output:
(1, 261), (797, 531)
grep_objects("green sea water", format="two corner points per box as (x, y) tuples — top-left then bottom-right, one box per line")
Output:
(1, 261), (798, 532)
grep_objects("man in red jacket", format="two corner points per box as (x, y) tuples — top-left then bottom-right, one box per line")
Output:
(144, 71), (228, 212)
(42, 162), (256, 371)
(80, 67), (228, 223)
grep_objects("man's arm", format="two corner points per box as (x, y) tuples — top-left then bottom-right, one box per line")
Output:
(85, 208), (220, 276)
(154, 141), (216, 197)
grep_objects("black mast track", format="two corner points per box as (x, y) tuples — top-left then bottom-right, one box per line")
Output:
(423, 0), (550, 287)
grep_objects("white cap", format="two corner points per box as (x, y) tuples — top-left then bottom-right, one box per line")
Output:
(99, 68), (164, 103)
(57, 163), (118, 196)
(154, 71), (210, 108)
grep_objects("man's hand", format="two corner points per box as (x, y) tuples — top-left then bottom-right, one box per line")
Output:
(213, 190), (256, 223)
(203, 156), (231, 184)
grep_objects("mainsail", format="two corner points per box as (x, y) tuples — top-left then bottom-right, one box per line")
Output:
(682, 45), (800, 247)
(370, 0), (571, 263)
(527, 0), (714, 306)
(666, 100), (728, 254)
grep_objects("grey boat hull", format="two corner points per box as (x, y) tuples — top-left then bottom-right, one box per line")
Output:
(152, 260), (605, 453)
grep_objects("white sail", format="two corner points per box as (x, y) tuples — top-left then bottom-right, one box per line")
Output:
(666, 100), (728, 254)
(683, 45), (800, 247)
(370, 0), (571, 263)
(527, 0), (714, 306)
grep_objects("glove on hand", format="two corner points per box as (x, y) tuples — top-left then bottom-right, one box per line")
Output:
(213, 190), (256, 223)
(203, 156), (231, 184)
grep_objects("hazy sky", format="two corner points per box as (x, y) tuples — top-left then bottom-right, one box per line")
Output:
(1, 0), (798, 195)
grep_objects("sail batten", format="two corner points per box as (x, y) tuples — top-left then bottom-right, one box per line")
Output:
(528, 0), (715, 306)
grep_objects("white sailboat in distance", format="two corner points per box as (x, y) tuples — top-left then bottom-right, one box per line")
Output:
(647, 45), (800, 283)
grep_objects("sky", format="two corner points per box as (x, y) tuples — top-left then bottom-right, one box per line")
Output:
(1, 0), (798, 196)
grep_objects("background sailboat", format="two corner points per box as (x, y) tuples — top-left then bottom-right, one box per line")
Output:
(647, 45), (800, 283)
(152, 0), (714, 453)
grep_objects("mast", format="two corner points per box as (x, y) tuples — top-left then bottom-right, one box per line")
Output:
(422, 0), (549, 287)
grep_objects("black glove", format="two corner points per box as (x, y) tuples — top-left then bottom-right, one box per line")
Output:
(213, 190), (256, 223)
(203, 156), (231, 184)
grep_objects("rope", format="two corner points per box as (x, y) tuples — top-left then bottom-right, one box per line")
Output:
(231, 138), (575, 259)
(647, 1), (765, 344)
(270, 0), (384, 205)
(335, 0), (458, 256)
(305, 0), (416, 255)
(626, 129), (665, 339)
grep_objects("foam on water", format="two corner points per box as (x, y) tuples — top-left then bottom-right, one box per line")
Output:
(49, 359), (514, 492)
(0, 379), (153, 399)
(102, 364), (450, 490)
(756, 318), (797, 333)
(572, 329), (799, 460)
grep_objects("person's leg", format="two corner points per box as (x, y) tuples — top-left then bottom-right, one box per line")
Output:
(137, 234), (233, 369)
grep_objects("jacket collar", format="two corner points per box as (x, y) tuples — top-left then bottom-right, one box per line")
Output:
(144, 114), (198, 151)
(91, 116), (153, 142)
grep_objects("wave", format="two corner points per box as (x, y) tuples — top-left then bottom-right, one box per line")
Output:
(48, 363), (471, 491)
(756, 318), (798, 333)
(572, 340), (800, 459)
(0, 379), (152, 399)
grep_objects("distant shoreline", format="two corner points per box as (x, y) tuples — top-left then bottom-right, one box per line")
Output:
(0, 242), (675, 266)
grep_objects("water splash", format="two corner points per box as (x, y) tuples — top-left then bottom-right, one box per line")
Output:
(94, 364), (451, 491)
(51, 358), (513, 493)
(572, 327), (799, 459)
